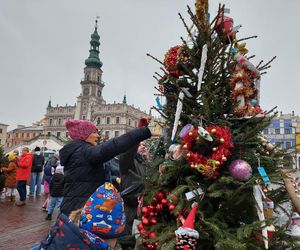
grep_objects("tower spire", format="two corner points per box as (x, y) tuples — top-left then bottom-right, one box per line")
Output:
(122, 92), (127, 104)
(85, 19), (103, 68)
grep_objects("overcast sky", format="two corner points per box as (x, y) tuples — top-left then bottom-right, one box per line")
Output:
(0, 0), (299, 131)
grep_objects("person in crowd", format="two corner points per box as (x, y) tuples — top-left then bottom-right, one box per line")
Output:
(1, 153), (18, 202)
(15, 147), (33, 206)
(45, 164), (64, 220)
(29, 146), (45, 197)
(32, 182), (125, 250)
(42, 154), (58, 211)
(117, 118), (152, 249)
(59, 118), (154, 216)
(103, 156), (121, 189)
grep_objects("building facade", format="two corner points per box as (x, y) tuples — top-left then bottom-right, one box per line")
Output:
(263, 111), (299, 169)
(44, 20), (148, 140)
(0, 123), (8, 146)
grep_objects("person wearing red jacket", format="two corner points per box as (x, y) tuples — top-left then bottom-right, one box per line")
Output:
(15, 147), (33, 206)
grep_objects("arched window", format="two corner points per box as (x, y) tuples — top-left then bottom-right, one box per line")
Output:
(97, 117), (101, 125)
(87, 74), (90, 80)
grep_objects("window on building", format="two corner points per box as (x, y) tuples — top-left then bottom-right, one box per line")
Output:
(33, 133), (36, 137)
(106, 117), (110, 124)
(26, 133), (30, 138)
(47, 132), (51, 136)
(57, 132), (61, 137)
(263, 129), (268, 134)
(97, 117), (101, 125)
(128, 119), (131, 126)
(286, 141), (291, 148)
(285, 128), (291, 134)
(116, 117), (120, 124)
(114, 131), (120, 137)
(97, 76), (100, 82)
(49, 119), (52, 126)
(0, 129), (2, 134)
(58, 118), (62, 125)
(0, 139), (1, 144)
(87, 74), (89, 80)
(275, 129), (280, 134)
(275, 142), (282, 148)
(105, 131), (110, 139)
(82, 115), (86, 120)
(22, 133), (24, 138)
(66, 132), (69, 138)
(16, 133), (18, 138)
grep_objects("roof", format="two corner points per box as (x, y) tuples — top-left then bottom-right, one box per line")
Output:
(8, 126), (44, 133)
(0, 123), (9, 126)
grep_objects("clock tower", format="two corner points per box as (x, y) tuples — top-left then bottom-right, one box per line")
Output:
(75, 20), (106, 120)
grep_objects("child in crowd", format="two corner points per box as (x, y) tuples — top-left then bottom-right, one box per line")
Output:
(42, 154), (58, 210)
(1, 153), (17, 201)
(32, 182), (125, 249)
(45, 163), (64, 220)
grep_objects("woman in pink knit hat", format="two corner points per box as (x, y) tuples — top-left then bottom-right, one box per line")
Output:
(59, 118), (155, 216)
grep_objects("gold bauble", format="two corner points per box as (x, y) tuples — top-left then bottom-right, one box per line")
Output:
(211, 128), (216, 133)
(213, 147), (217, 151)
(220, 138), (225, 143)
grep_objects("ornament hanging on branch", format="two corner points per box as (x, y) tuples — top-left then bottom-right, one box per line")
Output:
(164, 45), (191, 78)
(228, 159), (252, 182)
(230, 52), (263, 117)
(195, 0), (209, 30)
(183, 125), (234, 179)
(175, 202), (199, 250)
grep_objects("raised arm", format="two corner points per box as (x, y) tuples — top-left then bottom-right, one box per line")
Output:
(84, 127), (151, 165)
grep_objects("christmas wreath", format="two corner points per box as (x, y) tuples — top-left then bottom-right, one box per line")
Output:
(181, 125), (234, 178)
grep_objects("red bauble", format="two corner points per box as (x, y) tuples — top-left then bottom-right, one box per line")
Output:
(169, 204), (176, 212)
(137, 223), (144, 231)
(156, 191), (165, 200)
(142, 207), (149, 215)
(156, 204), (163, 212)
(142, 217), (150, 226)
(161, 198), (168, 206)
(146, 244), (156, 250)
(149, 212), (155, 217)
(148, 231), (156, 239)
(150, 218), (158, 225)
(152, 197), (158, 203)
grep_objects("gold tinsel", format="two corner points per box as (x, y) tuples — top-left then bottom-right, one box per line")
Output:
(195, 0), (209, 29)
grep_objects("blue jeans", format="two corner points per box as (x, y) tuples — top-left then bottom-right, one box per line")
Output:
(48, 196), (63, 215)
(29, 172), (42, 195)
(16, 180), (27, 201)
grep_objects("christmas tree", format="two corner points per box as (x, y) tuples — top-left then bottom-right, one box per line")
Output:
(138, 1), (300, 249)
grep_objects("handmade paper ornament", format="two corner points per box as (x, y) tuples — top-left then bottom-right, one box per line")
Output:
(215, 14), (235, 43)
(263, 197), (274, 219)
(198, 126), (213, 141)
(168, 144), (183, 160)
(175, 202), (199, 250)
(179, 124), (193, 138)
(286, 213), (300, 237)
(229, 160), (252, 182)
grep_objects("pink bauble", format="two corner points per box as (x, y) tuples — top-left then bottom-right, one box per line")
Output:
(229, 160), (252, 182)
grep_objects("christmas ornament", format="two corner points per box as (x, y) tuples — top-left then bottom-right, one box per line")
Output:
(171, 91), (185, 141)
(164, 45), (190, 78)
(286, 213), (300, 237)
(197, 44), (208, 91)
(198, 126), (213, 141)
(175, 202), (199, 250)
(195, 0), (209, 30)
(229, 160), (252, 182)
(263, 197), (274, 219)
(179, 124), (193, 138)
(215, 13), (235, 43)
(257, 166), (271, 185)
(184, 125), (234, 178)
(168, 144), (183, 160)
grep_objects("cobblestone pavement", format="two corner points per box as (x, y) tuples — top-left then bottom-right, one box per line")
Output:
(0, 194), (58, 250)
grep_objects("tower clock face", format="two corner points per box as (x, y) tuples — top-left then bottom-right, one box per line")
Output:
(83, 88), (89, 96)
(97, 89), (102, 97)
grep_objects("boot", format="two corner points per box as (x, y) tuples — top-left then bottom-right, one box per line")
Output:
(15, 200), (26, 206)
(10, 195), (16, 202)
(45, 214), (52, 220)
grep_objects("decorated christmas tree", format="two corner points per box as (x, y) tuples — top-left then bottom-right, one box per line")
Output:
(138, 1), (300, 249)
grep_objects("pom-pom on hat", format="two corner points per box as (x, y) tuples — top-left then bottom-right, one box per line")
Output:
(34, 146), (41, 152)
(80, 182), (126, 239)
(65, 119), (98, 141)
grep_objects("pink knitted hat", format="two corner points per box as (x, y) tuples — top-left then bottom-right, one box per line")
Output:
(65, 119), (98, 141)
